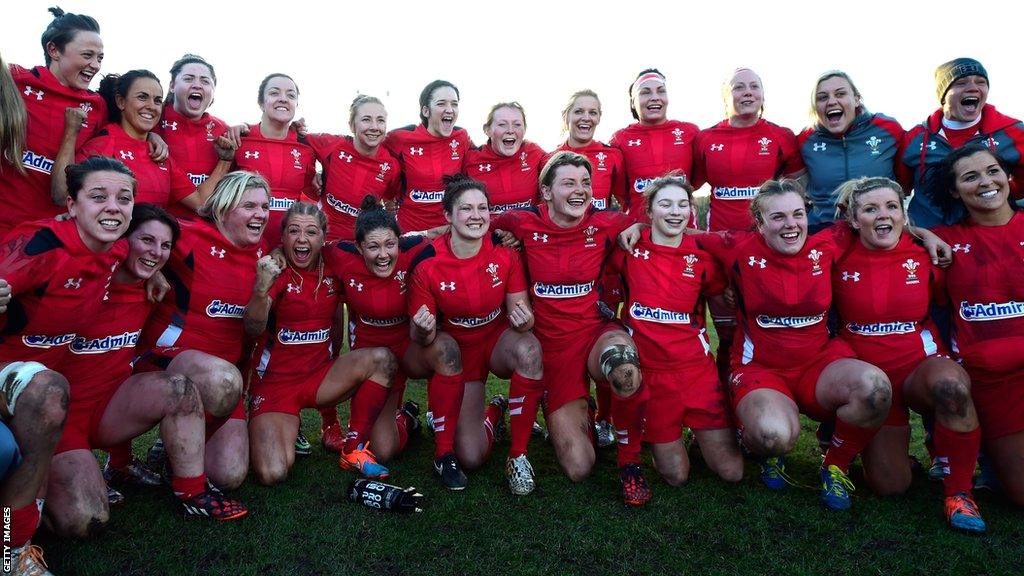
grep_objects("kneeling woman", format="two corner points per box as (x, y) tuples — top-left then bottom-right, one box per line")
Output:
(245, 202), (397, 484)
(49, 204), (247, 535)
(408, 175), (543, 494)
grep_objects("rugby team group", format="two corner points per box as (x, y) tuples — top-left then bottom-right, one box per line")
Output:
(1, 7), (1023, 575)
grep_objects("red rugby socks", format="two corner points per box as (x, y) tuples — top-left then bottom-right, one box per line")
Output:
(508, 372), (544, 458)
(611, 383), (650, 467)
(343, 380), (390, 453)
(8, 501), (40, 547)
(933, 423), (981, 496)
(428, 372), (465, 458)
(172, 474), (208, 500)
(823, 420), (879, 471)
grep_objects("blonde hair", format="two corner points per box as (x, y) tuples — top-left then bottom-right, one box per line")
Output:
(348, 94), (385, 129)
(561, 89), (601, 133)
(199, 171), (270, 224)
(810, 70), (864, 125)
(750, 179), (810, 225)
(833, 176), (905, 225)
(483, 101), (527, 133)
(0, 53), (27, 174)
(722, 67), (764, 118)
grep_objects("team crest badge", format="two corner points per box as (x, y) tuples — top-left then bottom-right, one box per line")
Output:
(902, 259), (920, 285)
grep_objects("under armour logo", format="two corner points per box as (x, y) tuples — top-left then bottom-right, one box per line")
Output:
(440, 281), (456, 291)
(841, 271), (860, 282)
(64, 277), (82, 289)
(710, 143), (724, 152)
(162, 120), (178, 131)
(210, 246), (226, 258)
(338, 151), (352, 162)
(244, 151), (260, 159)
(478, 164), (492, 172)
(532, 232), (548, 243)
(409, 147), (424, 156)
(748, 256), (766, 268)
(23, 86), (43, 100)
(286, 283), (301, 293)
(812, 143), (827, 152)
(632, 249), (650, 260)
(349, 278), (363, 292)
(119, 150), (134, 161)
(952, 243), (971, 254)
(627, 139), (642, 147)
(921, 141), (937, 151)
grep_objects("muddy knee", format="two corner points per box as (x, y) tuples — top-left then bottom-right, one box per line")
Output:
(932, 378), (971, 419)
(433, 334), (463, 375)
(197, 365), (242, 417)
(600, 344), (640, 397)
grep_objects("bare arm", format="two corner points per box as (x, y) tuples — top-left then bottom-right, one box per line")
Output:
(409, 304), (437, 346)
(505, 291), (533, 332)
(50, 107), (87, 206)
(243, 255), (282, 338)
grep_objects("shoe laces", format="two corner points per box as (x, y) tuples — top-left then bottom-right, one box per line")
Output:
(946, 492), (981, 518)
(17, 543), (49, 572)
(823, 464), (856, 496)
(762, 457), (807, 488)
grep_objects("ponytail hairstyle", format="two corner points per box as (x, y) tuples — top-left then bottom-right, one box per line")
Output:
(833, 177), (906, 226)
(65, 155), (136, 200)
(441, 173), (488, 214)
(41, 6), (100, 65)
(418, 80), (459, 126)
(354, 195), (400, 243)
(98, 70), (161, 124)
(281, 201), (327, 235)
(561, 89), (601, 134)
(257, 73), (298, 106)
(165, 53), (216, 107)
(628, 68), (665, 121)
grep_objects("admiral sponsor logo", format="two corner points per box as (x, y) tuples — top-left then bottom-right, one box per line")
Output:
(360, 315), (407, 327)
(490, 200), (532, 213)
(533, 281), (594, 299)
(846, 321), (916, 336)
(206, 300), (246, 318)
(755, 312), (825, 329)
(23, 333), (75, 348)
(713, 186), (758, 200)
(629, 302), (690, 324)
(592, 198), (607, 210)
(410, 189), (444, 203)
(188, 172), (209, 186)
(448, 307), (501, 328)
(70, 330), (141, 354)
(269, 196), (296, 211)
(277, 327), (331, 344)
(21, 150), (54, 174)
(326, 193), (359, 216)
(633, 178), (655, 193)
(959, 300), (1024, 322)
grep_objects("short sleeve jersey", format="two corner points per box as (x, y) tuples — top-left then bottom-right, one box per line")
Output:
(306, 133), (400, 241)
(610, 119), (699, 220)
(234, 124), (317, 238)
(554, 141), (626, 211)
(78, 124), (194, 207)
(154, 105), (229, 187)
(693, 119), (803, 231)
(464, 142), (546, 214)
(384, 124), (472, 232)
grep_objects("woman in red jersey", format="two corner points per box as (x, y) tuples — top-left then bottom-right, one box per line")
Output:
(933, 144), (1024, 508)
(48, 204), (248, 537)
(306, 95), (400, 243)
(245, 202), (397, 484)
(323, 196), (463, 465)
(408, 175), (543, 494)
(610, 69), (699, 221)
(831, 176), (984, 532)
(615, 174), (743, 488)
(384, 80), (473, 233)
(138, 171), (271, 490)
(465, 102), (546, 215)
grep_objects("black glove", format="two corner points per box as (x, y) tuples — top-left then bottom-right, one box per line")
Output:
(347, 479), (424, 513)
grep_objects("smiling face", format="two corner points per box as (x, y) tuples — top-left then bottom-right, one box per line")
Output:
(423, 86), (459, 138)
(815, 76), (861, 136)
(67, 170), (134, 252)
(445, 188), (489, 241)
(118, 77), (163, 139)
(566, 95), (601, 147)
(260, 76), (298, 125)
(170, 62), (215, 120)
(756, 192), (808, 255)
(542, 164), (592, 226)
(124, 219), (173, 280)
(951, 150), (1012, 219)
(357, 227), (400, 278)
(282, 214), (324, 270)
(648, 185), (692, 242)
(943, 75), (989, 123)
(851, 187), (905, 250)
(486, 106), (525, 157)
(633, 78), (668, 125)
(220, 187), (270, 247)
(726, 69), (763, 120)
(47, 30), (103, 90)
(351, 101), (387, 154)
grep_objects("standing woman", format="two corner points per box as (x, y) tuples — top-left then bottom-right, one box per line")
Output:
(0, 8), (108, 237)
(831, 176), (984, 532)
(465, 102), (547, 214)
(797, 70), (904, 230)
(306, 95), (400, 242)
(615, 174), (744, 487)
(934, 144), (1024, 507)
(693, 67), (804, 385)
(245, 202), (397, 485)
(384, 80), (473, 233)
(610, 69), (699, 221)
(555, 90), (625, 211)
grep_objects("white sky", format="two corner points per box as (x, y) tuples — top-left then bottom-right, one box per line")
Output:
(4, 0), (1023, 152)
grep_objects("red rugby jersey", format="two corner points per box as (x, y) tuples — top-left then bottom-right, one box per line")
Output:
(141, 219), (264, 364)
(383, 125), (472, 232)
(491, 206), (633, 343)
(609, 119), (699, 219)
(154, 105), (229, 188)
(407, 234), (526, 342)
(935, 211), (1024, 374)
(1, 64), (107, 235)
(234, 124), (316, 239)
(78, 124), (194, 208)
(554, 140), (626, 211)
(833, 233), (943, 370)
(693, 119), (803, 231)
(0, 218), (125, 365)
(464, 141), (546, 214)
(306, 134), (400, 242)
